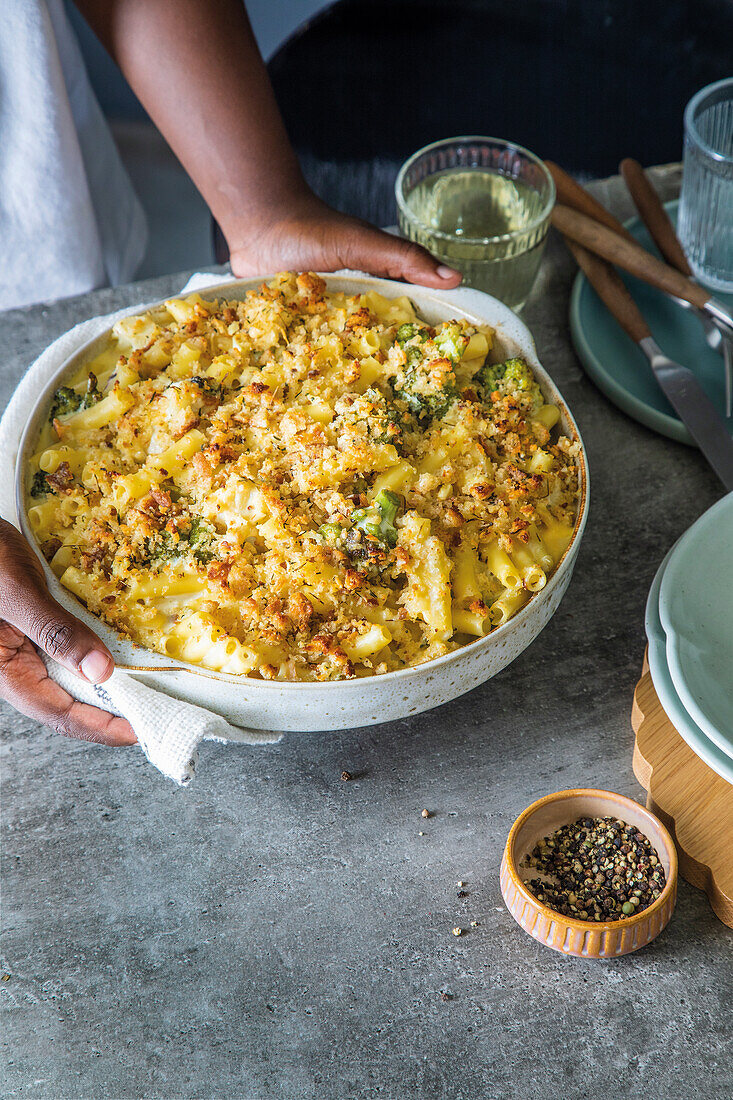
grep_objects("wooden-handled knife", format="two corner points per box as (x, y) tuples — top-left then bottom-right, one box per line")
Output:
(550, 202), (733, 340)
(568, 237), (733, 489)
(545, 163), (733, 488)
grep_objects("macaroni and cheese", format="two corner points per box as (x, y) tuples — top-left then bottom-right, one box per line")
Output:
(27, 273), (579, 681)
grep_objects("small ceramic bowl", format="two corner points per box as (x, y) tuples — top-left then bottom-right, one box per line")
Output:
(500, 788), (678, 959)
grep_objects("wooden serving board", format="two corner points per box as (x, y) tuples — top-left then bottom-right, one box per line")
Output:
(631, 653), (733, 928)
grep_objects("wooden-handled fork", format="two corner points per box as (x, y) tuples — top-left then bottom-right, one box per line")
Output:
(549, 199), (733, 354)
(545, 161), (636, 244)
(544, 159), (733, 331)
(619, 159), (692, 275)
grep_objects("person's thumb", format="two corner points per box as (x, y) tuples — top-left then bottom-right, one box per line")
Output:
(0, 520), (114, 684)
(340, 223), (462, 289)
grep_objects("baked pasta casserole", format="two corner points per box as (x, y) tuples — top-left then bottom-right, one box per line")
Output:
(27, 273), (580, 681)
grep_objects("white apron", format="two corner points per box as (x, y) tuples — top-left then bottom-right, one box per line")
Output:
(0, 0), (147, 310)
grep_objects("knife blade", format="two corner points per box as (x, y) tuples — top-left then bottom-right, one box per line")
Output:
(639, 337), (733, 490)
(561, 236), (733, 490)
(724, 335), (733, 420)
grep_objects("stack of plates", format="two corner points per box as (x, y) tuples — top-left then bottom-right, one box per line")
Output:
(645, 493), (733, 784)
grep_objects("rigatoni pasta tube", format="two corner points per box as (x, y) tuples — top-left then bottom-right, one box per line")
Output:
(343, 623), (392, 660)
(452, 606), (489, 636)
(491, 588), (528, 626)
(147, 429), (205, 473)
(64, 390), (134, 432)
(484, 540), (522, 590)
(510, 542), (547, 592)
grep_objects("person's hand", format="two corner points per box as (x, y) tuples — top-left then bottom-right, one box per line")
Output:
(0, 520), (136, 746)
(227, 191), (463, 289)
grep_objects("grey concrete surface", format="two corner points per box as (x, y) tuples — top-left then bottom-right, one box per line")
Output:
(2, 171), (732, 1099)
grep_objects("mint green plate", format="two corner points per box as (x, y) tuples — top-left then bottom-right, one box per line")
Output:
(570, 200), (733, 445)
(645, 546), (733, 785)
(658, 492), (733, 756)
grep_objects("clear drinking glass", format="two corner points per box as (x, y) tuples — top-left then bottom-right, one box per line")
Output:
(678, 77), (733, 293)
(395, 136), (555, 311)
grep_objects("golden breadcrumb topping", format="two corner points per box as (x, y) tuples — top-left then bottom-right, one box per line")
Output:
(27, 273), (580, 681)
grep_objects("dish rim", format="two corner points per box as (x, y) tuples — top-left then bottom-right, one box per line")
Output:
(15, 272), (589, 691)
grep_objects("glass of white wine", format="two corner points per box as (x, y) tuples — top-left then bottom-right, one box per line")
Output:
(396, 136), (556, 311)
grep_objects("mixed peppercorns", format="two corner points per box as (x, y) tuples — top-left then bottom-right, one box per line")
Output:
(521, 816), (666, 922)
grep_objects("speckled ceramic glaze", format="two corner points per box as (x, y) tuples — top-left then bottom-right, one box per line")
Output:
(501, 789), (678, 958)
(16, 275), (589, 733)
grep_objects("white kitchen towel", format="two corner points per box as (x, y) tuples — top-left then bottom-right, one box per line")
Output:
(0, 271), (283, 786)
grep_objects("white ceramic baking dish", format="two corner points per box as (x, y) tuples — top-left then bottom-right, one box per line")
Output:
(16, 275), (589, 733)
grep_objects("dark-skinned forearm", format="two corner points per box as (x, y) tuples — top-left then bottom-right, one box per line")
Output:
(75, 0), (306, 244)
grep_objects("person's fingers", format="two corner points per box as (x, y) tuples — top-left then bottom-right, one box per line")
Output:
(54, 700), (137, 746)
(0, 519), (114, 684)
(338, 222), (463, 288)
(227, 193), (464, 288)
(0, 632), (136, 745)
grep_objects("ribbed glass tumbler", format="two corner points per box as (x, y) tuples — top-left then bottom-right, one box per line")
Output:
(678, 78), (733, 293)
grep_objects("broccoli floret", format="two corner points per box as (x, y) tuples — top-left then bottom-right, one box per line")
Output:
(474, 361), (505, 390)
(188, 516), (216, 564)
(391, 323), (460, 422)
(318, 522), (343, 543)
(338, 388), (410, 448)
(344, 489), (402, 573)
(191, 376), (222, 399)
(351, 489), (401, 549)
(143, 516), (216, 568)
(475, 357), (541, 404)
(49, 373), (102, 420)
(394, 373), (458, 422)
(373, 488), (400, 547)
(30, 471), (50, 497)
(143, 530), (184, 565)
(433, 322), (469, 363)
(503, 358), (536, 391)
(471, 356), (539, 413)
(361, 387), (410, 445)
(403, 344), (423, 371)
(50, 386), (83, 419)
(82, 372), (101, 407)
(344, 526), (388, 572)
(395, 322), (429, 347)
(394, 331), (459, 423)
